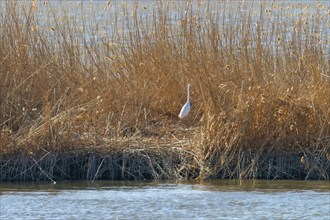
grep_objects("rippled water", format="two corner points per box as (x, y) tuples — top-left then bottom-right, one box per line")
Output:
(1, 180), (329, 220)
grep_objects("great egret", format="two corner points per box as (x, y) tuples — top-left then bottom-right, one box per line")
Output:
(178, 83), (191, 119)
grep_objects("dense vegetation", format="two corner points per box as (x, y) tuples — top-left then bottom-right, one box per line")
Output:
(0, 1), (329, 181)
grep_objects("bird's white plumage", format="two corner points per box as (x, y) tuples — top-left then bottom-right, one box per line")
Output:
(178, 83), (191, 119)
(178, 101), (190, 119)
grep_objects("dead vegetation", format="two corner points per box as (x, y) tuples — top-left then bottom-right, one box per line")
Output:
(0, 1), (329, 181)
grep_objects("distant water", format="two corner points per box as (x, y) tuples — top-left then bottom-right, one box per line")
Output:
(1, 0), (328, 61)
(1, 180), (329, 220)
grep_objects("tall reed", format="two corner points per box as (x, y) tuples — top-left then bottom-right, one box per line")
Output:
(0, 1), (329, 181)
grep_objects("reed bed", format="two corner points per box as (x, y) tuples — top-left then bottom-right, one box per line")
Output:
(0, 1), (329, 182)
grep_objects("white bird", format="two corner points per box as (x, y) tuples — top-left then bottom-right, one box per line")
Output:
(178, 83), (191, 119)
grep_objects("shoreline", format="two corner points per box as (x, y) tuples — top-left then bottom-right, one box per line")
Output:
(1, 142), (328, 182)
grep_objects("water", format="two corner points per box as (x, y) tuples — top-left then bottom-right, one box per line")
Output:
(1, 180), (329, 220)
(1, 0), (329, 63)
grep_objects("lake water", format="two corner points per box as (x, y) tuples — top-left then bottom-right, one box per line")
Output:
(1, 0), (329, 62)
(1, 180), (329, 220)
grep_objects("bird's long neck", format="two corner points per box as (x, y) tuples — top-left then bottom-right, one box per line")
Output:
(187, 84), (190, 102)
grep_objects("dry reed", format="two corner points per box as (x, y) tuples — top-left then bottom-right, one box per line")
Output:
(0, 1), (329, 181)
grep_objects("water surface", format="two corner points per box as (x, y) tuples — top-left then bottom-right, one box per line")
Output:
(1, 180), (329, 220)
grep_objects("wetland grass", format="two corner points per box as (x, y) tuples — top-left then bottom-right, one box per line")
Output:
(0, 1), (329, 181)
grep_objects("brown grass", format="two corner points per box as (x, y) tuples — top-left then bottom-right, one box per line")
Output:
(0, 1), (329, 181)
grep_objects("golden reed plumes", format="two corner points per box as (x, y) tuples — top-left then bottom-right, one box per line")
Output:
(0, 1), (329, 181)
